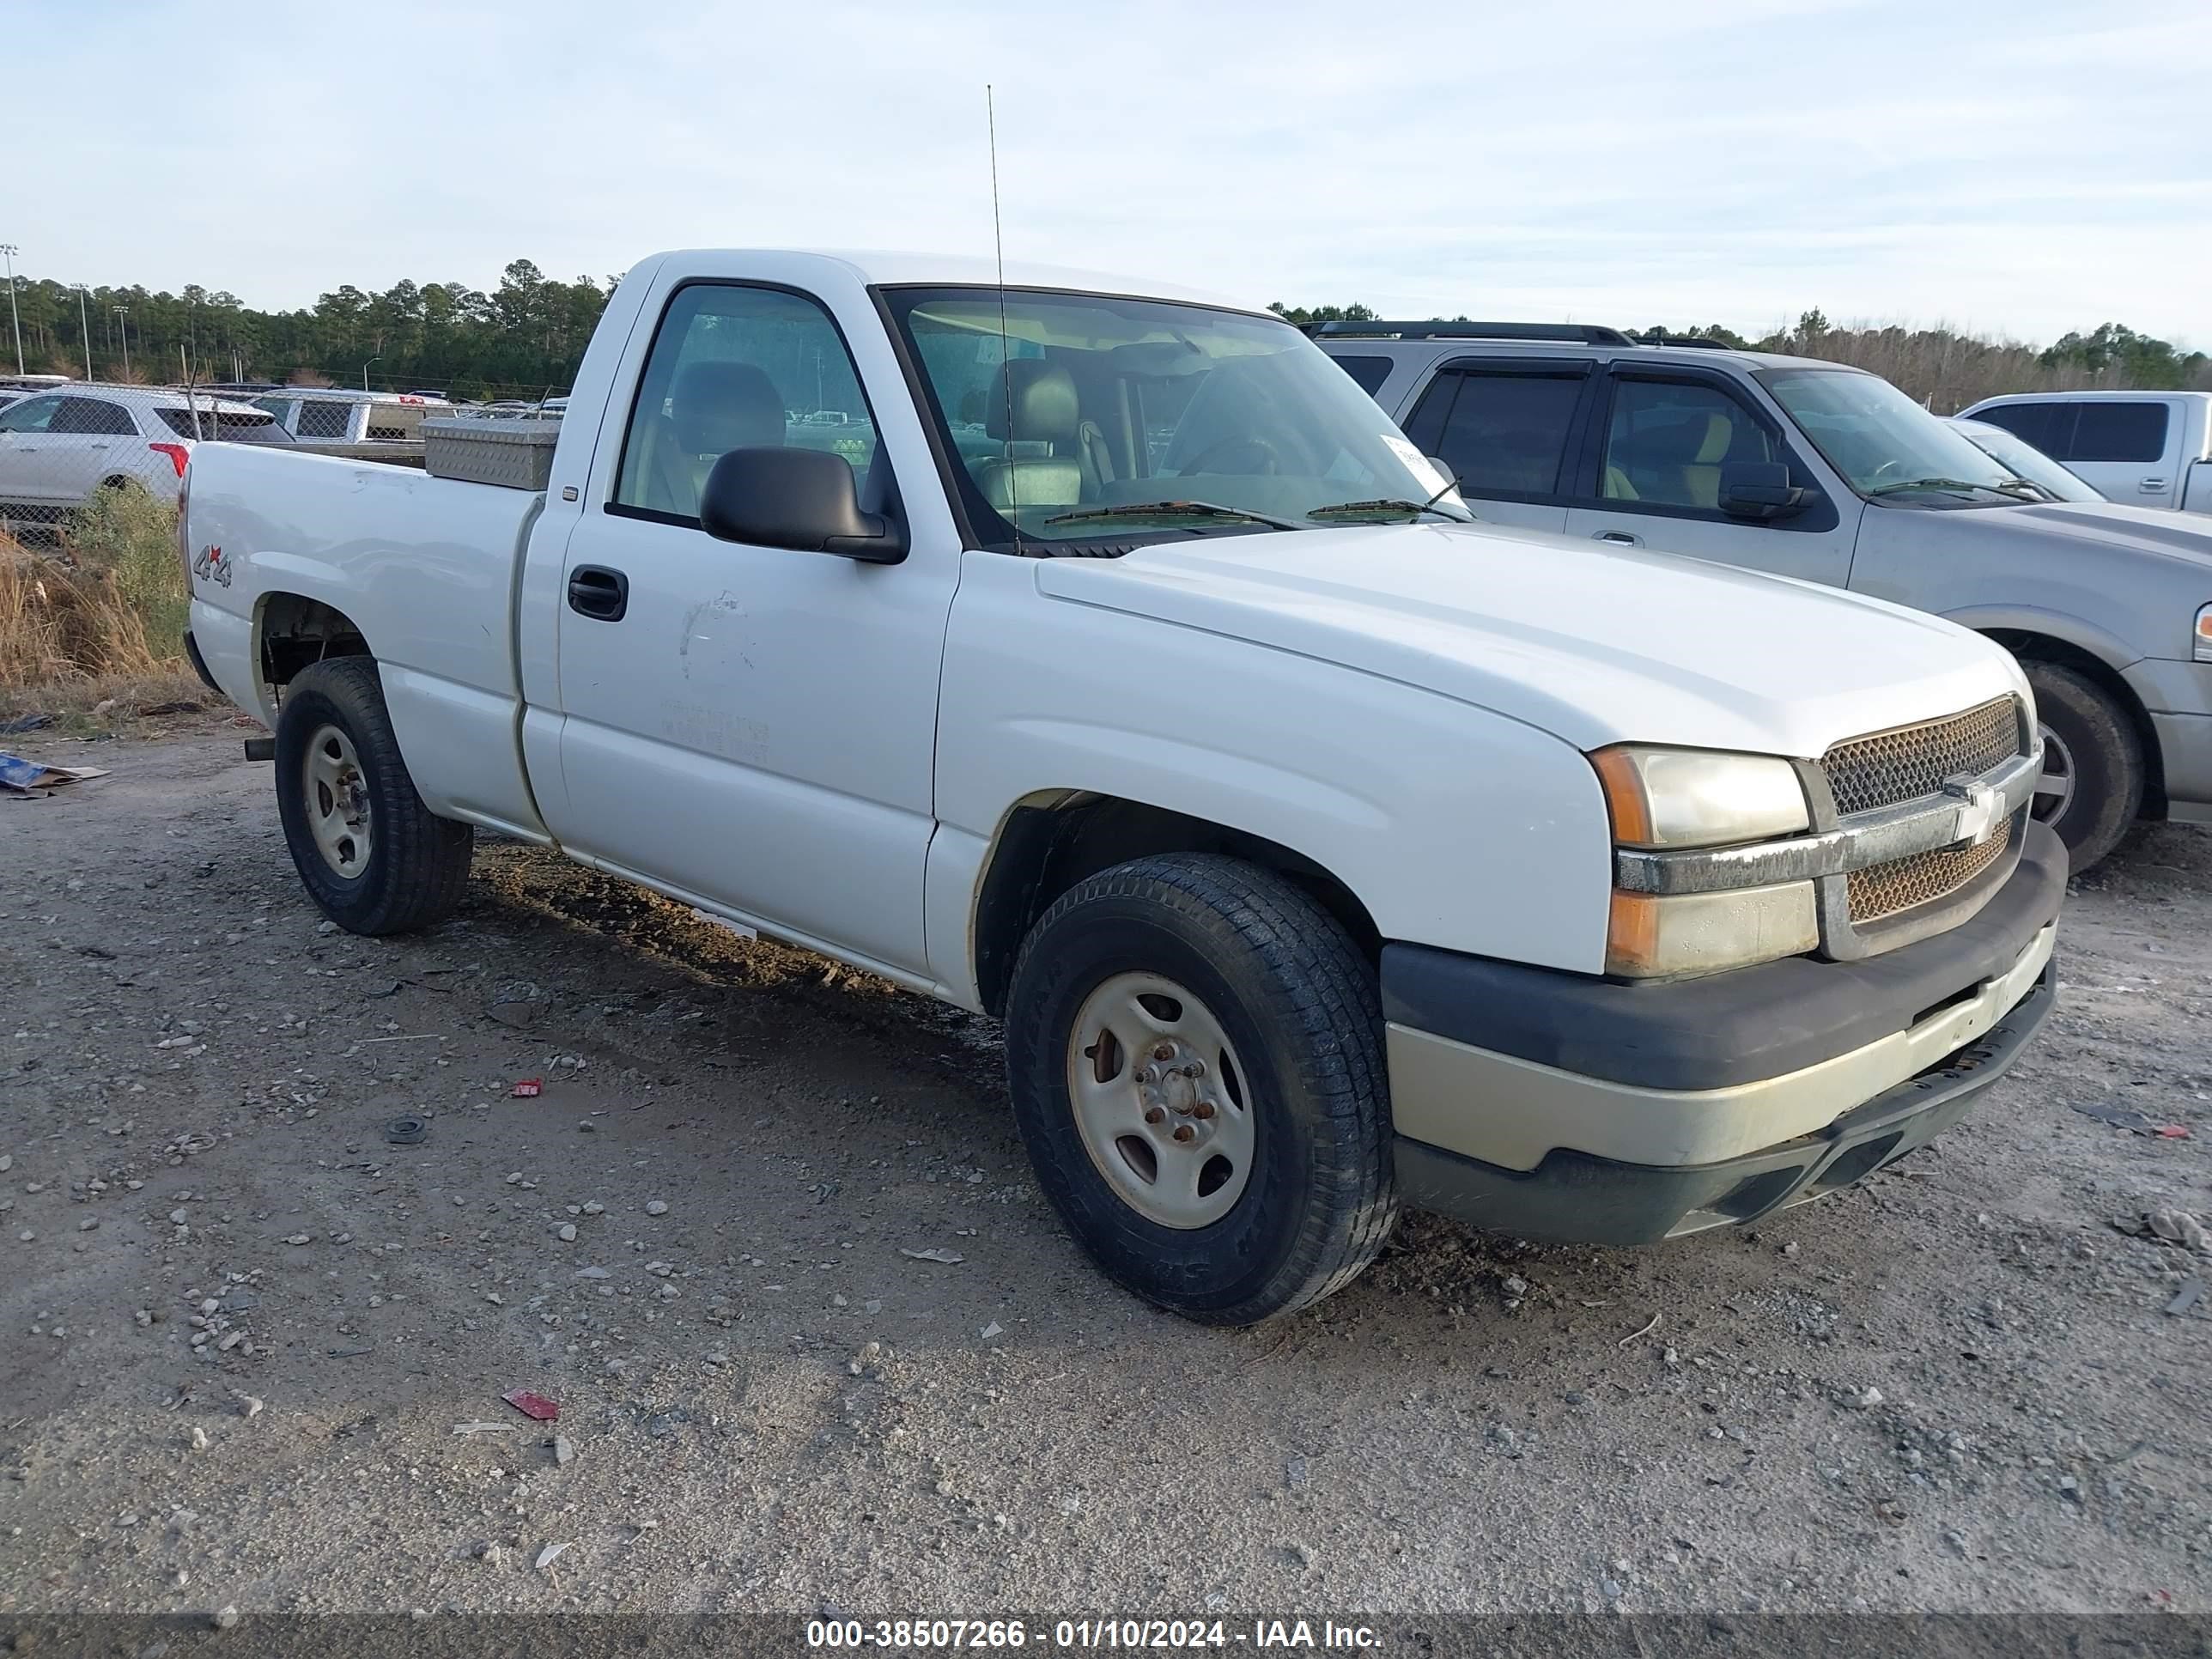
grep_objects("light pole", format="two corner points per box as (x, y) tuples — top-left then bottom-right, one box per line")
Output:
(72, 285), (91, 380)
(112, 306), (130, 380)
(362, 355), (381, 392)
(0, 244), (22, 375)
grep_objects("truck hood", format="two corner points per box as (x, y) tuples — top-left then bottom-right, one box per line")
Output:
(1035, 520), (2025, 757)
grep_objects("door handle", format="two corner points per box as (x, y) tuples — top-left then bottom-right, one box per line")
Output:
(1595, 530), (1643, 547)
(2140, 478), (2168, 492)
(567, 565), (629, 622)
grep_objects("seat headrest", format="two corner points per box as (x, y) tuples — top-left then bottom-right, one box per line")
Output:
(1632, 414), (1720, 466)
(986, 360), (1079, 447)
(671, 360), (785, 455)
(1693, 410), (1734, 465)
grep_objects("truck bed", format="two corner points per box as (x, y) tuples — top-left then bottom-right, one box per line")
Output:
(185, 443), (549, 836)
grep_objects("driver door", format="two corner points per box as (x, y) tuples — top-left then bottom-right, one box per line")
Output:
(543, 276), (958, 981)
(1565, 368), (1862, 588)
(0, 394), (65, 508)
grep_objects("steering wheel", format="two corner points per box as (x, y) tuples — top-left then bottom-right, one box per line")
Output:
(1177, 435), (1284, 477)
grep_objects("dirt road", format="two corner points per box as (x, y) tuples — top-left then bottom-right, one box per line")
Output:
(3, 731), (2208, 1618)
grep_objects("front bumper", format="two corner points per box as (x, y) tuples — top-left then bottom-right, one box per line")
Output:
(1383, 818), (2064, 1244)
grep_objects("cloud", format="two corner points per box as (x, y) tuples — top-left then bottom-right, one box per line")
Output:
(7, 0), (2209, 344)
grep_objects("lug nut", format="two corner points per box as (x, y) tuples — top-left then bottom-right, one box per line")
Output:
(1152, 1042), (1176, 1062)
(1171, 1124), (1196, 1144)
(1144, 1107), (1167, 1126)
(1192, 1101), (1216, 1120)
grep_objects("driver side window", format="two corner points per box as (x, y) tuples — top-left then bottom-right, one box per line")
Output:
(611, 283), (877, 526)
(0, 396), (59, 434)
(1600, 380), (1777, 511)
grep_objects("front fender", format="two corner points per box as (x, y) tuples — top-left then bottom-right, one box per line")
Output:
(930, 558), (1615, 986)
(1938, 602), (2145, 674)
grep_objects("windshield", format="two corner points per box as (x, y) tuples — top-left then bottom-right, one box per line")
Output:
(1952, 420), (2103, 502)
(1761, 368), (2035, 505)
(883, 287), (1469, 548)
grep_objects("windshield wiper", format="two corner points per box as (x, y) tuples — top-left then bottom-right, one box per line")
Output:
(1866, 477), (2021, 499)
(1306, 474), (1470, 523)
(1042, 500), (1305, 532)
(1306, 496), (1468, 523)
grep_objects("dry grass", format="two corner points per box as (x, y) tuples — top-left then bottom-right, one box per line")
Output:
(0, 667), (221, 738)
(0, 487), (190, 690)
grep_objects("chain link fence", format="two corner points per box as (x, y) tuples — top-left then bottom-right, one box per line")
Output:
(0, 380), (507, 543)
(0, 380), (253, 540)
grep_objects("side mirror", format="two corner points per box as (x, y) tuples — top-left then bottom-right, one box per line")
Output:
(1718, 460), (1809, 521)
(699, 447), (907, 564)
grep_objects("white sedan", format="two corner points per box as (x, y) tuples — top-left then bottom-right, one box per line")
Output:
(0, 385), (289, 523)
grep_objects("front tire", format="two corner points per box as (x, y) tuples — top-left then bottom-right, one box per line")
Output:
(273, 657), (474, 934)
(1003, 854), (1396, 1324)
(2023, 660), (2142, 873)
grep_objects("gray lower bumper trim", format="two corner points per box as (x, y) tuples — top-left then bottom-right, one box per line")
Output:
(1397, 963), (2054, 1246)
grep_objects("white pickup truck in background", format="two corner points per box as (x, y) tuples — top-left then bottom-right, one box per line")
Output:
(177, 249), (2062, 1322)
(1959, 391), (2212, 514)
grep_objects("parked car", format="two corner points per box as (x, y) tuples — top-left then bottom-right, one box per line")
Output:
(0, 384), (288, 518)
(179, 249), (2058, 1322)
(250, 388), (452, 445)
(1317, 323), (2212, 870)
(1958, 392), (2212, 514)
(1950, 417), (2103, 503)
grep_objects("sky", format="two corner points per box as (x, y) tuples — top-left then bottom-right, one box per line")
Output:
(9, 0), (2212, 347)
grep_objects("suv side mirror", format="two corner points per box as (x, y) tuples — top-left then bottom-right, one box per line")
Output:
(699, 447), (908, 564)
(1718, 460), (1809, 521)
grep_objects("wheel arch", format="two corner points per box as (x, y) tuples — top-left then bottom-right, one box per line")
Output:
(969, 792), (1382, 1020)
(1979, 626), (2165, 818)
(256, 591), (374, 702)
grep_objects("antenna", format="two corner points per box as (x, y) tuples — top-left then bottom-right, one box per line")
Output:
(987, 84), (1023, 555)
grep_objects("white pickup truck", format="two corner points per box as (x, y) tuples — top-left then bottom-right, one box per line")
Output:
(179, 249), (2063, 1322)
(1958, 391), (2212, 514)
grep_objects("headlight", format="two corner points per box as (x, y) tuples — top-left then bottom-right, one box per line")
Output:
(2196, 604), (2212, 664)
(1590, 745), (1818, 978)
(1589, 745), (1809, 848)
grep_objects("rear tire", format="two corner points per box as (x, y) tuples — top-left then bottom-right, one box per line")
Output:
(274, 657), (474, 935)
(1003, 853), (1396, 1324)
(2023, 660), (2142, 874)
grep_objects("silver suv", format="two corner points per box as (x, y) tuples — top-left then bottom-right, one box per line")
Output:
(1319, 323), (2212, 871)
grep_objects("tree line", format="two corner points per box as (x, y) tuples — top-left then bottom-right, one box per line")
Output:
(2, 260), (614, 401)
(1, 258), (2201, 414)
(1268, 303), (2212, 413)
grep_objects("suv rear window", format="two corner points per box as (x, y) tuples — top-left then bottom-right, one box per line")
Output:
(1331, 356), (1395, 397)
(156, 409), (289, 442)
(295, 401), (354, 441)
(1403, 369), (1584, 498)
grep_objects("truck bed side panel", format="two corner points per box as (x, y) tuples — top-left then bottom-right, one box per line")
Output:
(185, 445), (548, 835)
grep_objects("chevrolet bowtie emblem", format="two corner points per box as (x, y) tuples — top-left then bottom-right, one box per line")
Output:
(1943, 775), (2003, 846)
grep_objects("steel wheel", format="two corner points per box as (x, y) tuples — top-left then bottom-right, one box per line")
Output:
(301, 722), (372, 880)
(1066, 970), (1255, 1230)
(2032, 720), (2075, 824)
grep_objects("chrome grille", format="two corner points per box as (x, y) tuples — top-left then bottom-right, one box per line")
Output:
(1847, 820), (2013, 924)
(1821, 696), (2022, 817)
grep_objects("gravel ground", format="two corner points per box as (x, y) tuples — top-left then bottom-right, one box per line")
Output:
(2, 730), (2208, 1619)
